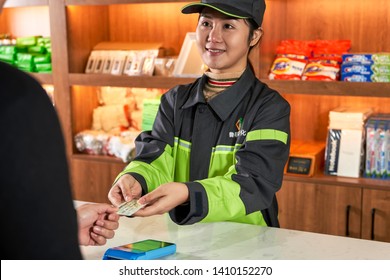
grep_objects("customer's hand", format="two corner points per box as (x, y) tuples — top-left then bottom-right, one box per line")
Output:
(77, 203), (119, 246)
(108, 174), (142, 206)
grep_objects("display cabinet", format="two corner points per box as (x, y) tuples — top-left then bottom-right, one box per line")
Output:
(277, 178), (390, 242)
(2, 0), (389, 241)
(361, 188), (390, 242)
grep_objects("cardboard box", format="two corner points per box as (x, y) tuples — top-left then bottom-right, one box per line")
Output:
(173, 32), (205, 78)
(325, 129), (365, 178)
(284, 140), (325, 177)
(324, 107), (373, 178)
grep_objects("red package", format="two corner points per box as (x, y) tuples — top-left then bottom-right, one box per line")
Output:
(312, 40), (351, 63)
(269, 40), (313, 80)
(276, 40), (314, 58)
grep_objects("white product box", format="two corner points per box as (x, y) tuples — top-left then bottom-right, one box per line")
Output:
(325, 128), (365, 178)
(337, 129), (365, 178)
(110, 51), (128, 75)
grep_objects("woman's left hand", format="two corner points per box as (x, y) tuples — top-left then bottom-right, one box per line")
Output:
(134, 182), (189, 217)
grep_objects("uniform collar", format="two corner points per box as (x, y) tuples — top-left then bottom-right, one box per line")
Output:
(181, 66), (255, 121)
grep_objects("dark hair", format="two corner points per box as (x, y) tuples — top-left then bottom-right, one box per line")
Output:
(244, 19), (261, 73)
(245, 18), (261, 53)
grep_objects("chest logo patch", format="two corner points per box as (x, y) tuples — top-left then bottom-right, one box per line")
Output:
(229, 118), (247, 138)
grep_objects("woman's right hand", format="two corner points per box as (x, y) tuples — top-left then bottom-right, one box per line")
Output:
(108, 174), (142, 206)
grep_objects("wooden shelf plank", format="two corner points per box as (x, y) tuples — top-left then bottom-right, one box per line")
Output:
(69, 73), (390, 98)
(264, 80), (390, 98)
(30, 73), (53, 84)
(284, 173), (390, 190)
(69, 73), (196, 88)
(72, 153), (127, 164)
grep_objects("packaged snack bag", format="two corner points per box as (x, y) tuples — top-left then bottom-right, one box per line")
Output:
(269, 40), (313, 80)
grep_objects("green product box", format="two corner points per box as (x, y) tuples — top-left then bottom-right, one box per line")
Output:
(16, 53), (34, 63)
(35, 63), (52, 72)
(0, 45), (27, 54)
(371, 74), (390, 83)
(141, 99), (161, 131)
(34, 54), (51, 64)
(16, 63), (35, 72)
(16, 36), (41, 47)
(371, 64), (390, 75)
(37, 37), (51, 46)
(16, 60), (34, 68)
(372, 53), (390, 65)
(28, 45), (47, 54)
(0, 53), (15, 63)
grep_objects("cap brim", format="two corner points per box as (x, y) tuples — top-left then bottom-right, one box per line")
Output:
(181, 3), (249, 19)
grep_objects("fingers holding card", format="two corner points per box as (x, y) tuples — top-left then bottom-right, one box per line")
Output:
(117, 199), (145, 216)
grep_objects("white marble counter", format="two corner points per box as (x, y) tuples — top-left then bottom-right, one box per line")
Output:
(80, 212), (390, 260)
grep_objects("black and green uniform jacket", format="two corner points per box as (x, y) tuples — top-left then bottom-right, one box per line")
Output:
(117, 66), (290, 227)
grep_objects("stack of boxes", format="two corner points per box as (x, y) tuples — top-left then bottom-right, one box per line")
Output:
(0, 35), (52, 73)
(141, 99), (161, 131)
(324, 107), (373, 178)
(84, 42), (163, 76)
(341, 53), (390, 82)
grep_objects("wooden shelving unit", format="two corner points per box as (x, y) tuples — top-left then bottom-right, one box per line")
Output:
(266, 80), (390, 97)
(2, 0), (389, 242)
(30, 73), (53, 84)
(69, 73), (195, 88)
(69, 74), (390, 97)
(284, 172), (390, 190)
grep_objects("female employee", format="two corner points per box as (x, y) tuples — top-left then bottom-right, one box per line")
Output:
(108, 0), (291, 227)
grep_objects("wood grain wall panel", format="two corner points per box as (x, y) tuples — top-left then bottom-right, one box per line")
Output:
(259, 0), (287, 77)
(0, 10), (9, 33)
(71, 86), (100, 137)
(71, 158), (126, 203)
(0, 7), (50, 37)
(66, 5), (110, 72)
(108, 3), (196, 56)
(284, 0), (389, 52)
(66, 3), (197, 73)
(283, 94), (387, 142)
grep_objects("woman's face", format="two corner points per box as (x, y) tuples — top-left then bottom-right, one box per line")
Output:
(196, 8), (258, 74)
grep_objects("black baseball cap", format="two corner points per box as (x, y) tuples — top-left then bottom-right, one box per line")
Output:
(181, 0), (266, 27)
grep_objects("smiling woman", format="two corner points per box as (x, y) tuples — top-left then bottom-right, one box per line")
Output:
(195, 8), (262, 73)
(107, 0), (291, 230)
